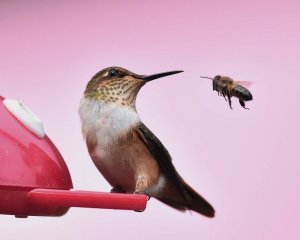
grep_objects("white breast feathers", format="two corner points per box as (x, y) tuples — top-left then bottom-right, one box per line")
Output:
(79, 97), (141, 147)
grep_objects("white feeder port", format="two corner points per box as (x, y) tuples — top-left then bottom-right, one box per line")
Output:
(3, 99), (45, 138)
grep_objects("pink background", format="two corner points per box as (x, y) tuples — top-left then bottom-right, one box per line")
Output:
(1, 0), (300, 239)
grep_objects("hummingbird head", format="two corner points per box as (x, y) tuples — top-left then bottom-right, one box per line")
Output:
(84, 66), (183, 107)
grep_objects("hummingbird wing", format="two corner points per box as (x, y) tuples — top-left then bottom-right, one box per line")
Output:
(136, 122), (215, 217)
(136, 122), (187, 199)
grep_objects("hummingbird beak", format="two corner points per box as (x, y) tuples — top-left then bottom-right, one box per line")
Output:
(200, 76), (213, 80)
(143, 70), (183, 82)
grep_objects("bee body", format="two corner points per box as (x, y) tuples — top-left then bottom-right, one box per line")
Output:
(202, 75), (253, 109)
(229, 84), (253, 101)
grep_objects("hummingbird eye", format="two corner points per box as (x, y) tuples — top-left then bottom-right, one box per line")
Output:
(109, 69), (118, 77)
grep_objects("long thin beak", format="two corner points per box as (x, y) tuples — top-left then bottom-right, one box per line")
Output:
(143, 70), (183, 82)
(200, 76), (213, 80)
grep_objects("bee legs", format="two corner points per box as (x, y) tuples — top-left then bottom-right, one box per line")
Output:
(222, 88), (232, 109)
(239, 99), (249, 110)
(228, 96), (233, 109)
(219, 91), (227, 101)
(218, 92), (227, 101)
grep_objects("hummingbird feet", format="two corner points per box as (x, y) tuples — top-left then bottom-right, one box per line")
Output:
(110, 186), (126, 193)
(133, 191), (150, 213)
(134, 175), (151, 200)
(134, 191), (151, 201)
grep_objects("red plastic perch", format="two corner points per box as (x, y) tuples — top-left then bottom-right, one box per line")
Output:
(27, 189), (147, 211)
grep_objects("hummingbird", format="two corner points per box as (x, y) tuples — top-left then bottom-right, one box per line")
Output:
(79, 67), (215, 217)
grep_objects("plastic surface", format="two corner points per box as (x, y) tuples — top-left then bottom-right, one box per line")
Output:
(28, 189), (147, 211)
(0, 96), (73, 190)
(0, 95), (147, 217)
(3, 99), (45, 138)
(0, 95), (73, 216)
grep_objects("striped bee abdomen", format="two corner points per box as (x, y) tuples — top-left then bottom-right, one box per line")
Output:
(231, 85), (253, 101)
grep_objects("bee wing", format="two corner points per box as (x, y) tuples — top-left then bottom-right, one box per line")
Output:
(236, 81), (253, 88)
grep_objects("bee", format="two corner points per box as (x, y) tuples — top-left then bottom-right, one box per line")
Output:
(201, 75), (253, 110)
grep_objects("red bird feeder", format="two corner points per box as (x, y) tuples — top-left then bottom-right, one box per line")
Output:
(0, 96), (147, 218)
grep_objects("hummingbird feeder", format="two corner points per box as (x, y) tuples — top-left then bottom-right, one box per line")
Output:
(0, 96), (147, 218)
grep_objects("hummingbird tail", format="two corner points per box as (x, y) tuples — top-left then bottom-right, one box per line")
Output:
(183, 182), (215, 217)
(157, 181), (215, 218)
